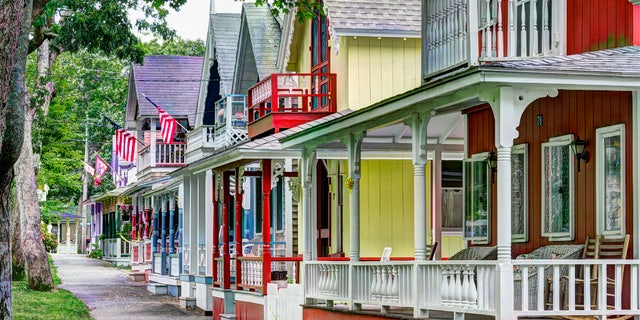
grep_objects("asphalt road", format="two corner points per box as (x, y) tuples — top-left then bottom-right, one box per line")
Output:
(53, 254), (209, 320)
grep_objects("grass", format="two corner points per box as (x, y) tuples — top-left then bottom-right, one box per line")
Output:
(12, 255), (91, 320)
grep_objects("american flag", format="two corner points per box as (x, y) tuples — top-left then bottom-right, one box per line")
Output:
(142, 93), (179, 144)
(94, 155), (110, 187)
(115, 129), (137, 163)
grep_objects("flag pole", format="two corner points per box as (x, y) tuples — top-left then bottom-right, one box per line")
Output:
(141, 93), (189, 132)
(100, 113), (147, 147)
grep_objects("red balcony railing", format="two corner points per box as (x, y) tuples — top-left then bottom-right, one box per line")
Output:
(247, 73), (337, 139)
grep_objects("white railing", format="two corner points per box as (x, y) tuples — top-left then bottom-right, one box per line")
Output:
(239, 257), (263, 290)
(138, 146), (151, 170)
(186, 126), (215, 155)
(103, 238), (130, 259)
(197, 243), (206, 275)
(156, 142), (186, 165)
(353, 262), (414, 307)
(305, 262), (350, 301)
(183, 243), (191, 273)
(213, 94), (248, 150)
(305, 259), (640, 318)
(424, 0), (565, 78)
(214, 257), (224, 286)
(271, 258), (302, 285)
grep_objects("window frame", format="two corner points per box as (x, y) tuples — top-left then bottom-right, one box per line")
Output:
(463, 152), (491, 244)
(511, 143), (528, 242)
(596, 124), (626, 238)
(540, 134), (575, 241)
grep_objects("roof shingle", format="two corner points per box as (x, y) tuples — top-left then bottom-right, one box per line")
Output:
(211, 13), (241, 94)
(324, 0), (421, 38)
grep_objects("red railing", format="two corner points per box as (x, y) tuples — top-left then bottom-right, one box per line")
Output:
(247, 73), (337, 124)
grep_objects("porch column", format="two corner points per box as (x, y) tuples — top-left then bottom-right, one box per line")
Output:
(301, 146), (317, 261)
(234, 168), (244, 288)
(66, 219), (71, 254)
(132, 203), (137, 241)
(406, 112), (431, 261)
(161, 194), (168, 275)
(262, 160), (272, 293)
(341, 132), (365, 261)
(212, 173), (220, 284)
(634, 91), (640, 259)
(169, 192), (176, 254)
(483, 86), (558, 319)
(222, 171), (231, 289)
(152, 199), (158, 253)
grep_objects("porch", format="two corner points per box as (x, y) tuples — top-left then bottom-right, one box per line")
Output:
(247, 73), (337, 139)
(102, 237), (132, 267)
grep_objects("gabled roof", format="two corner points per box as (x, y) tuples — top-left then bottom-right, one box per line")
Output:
(211, 13), (242, 94)
(131, 55), (204, 126)
(324, 0), (421, 38)
(483, 46), (640, 75)
(242, 3), (282, 79)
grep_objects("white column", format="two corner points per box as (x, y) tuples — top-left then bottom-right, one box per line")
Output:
(66, 219), (71, 254)
(151, 118), (157, 167)
(633, 91), (640, 259)
(301, 146), (317, 261)
(406, 112), (431, 261)
(205, 170), (214, 275)
(341, 132), (365, 262)
(482, 86), (558, 319)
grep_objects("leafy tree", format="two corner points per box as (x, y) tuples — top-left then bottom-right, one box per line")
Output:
(142, 37), (205, 57)
(253, 0), (322, 21)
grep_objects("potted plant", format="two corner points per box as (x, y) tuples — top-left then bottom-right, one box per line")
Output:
(120, 204), (133, 221)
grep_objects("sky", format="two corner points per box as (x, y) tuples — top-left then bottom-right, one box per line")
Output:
(132, 0), (244, 41)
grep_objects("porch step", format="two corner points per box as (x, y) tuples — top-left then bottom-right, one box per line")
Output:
(147, 283), (167, 295)
(179, 297), (196, 310)
(129, 272), (147, 282)
(220, 314), (236, 320)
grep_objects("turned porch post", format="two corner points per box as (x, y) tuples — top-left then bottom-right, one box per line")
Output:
(483, 86), (558, 319)
(341, 132), (365, 262)
(222, 171), (231, 289)
(161, 194), (168, 274)
(301, 146), (317, 261)
(234, 168), (244, 290)
(152, 198), (159, 254)
(262, 160), (272, 293)
(406, 112), (431, 261)
(212, 173), (220, 284)
(169, 192), (176, 254)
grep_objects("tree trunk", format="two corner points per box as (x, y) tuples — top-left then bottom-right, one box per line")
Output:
(11, 186), (26, 281)
(0, 1), (29, 318)
(15, 105), (53, 291)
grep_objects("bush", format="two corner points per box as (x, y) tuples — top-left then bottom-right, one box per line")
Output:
(87, 244), (102, 259)
(40, 224), (57, 253)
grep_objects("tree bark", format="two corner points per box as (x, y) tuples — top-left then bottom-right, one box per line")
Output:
(0, 1), (28, 318)
(11, 186), (25, 281)
(15, 103), (53, 291)
(15, 38), (55, 291)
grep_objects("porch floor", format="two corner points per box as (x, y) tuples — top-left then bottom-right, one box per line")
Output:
(304, 304), (495, 320)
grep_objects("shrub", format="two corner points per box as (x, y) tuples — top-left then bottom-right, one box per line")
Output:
(40, 224), (58, 253)
(87, 244), (102, 259)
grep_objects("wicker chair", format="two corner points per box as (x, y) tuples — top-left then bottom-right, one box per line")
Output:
(513, 244), (584, 311)
(448, 246), (497, 261)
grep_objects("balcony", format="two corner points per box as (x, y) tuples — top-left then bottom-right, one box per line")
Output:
(213, 94), (249, 149)
(137, 138), (186, 181)
(185, 126), (215, 163)
(247, 73), (337, 139)
(423, 0), (565, 79)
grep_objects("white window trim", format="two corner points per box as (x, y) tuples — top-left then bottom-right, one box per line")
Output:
(541, 134), (574, 241)
(596, 124), (626, 238)
(463, 152), (491, 244)
(511, 143), (528, 243)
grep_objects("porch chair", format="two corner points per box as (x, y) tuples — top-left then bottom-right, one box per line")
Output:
(426, 242), (438, 261)
(559, 236), (601, 310)
(448, 246), (497, 261)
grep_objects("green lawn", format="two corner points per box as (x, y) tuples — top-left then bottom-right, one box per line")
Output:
(13, 255), (91, 320)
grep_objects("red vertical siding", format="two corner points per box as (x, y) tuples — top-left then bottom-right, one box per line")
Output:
(567, 0), (635, 54)
(465, 91), (633, 257)
(303, 307), (403, 320)
(212, 297), (224, 320)
(235, 300), (263, 320)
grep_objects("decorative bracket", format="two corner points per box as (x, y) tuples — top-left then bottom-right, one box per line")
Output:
(271, 160), (285, 190)
(480, 86), (558, 148)
(301, 145), (317, 189)
(404, 111), (433, 166)
(340, 131), (366, 180)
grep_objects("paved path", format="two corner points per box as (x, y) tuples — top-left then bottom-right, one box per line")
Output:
(53, 254), (209, 320)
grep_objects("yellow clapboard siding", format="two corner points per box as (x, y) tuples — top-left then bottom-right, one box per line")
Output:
(441, 234), (466, 259)
(369, 38), (382, 103)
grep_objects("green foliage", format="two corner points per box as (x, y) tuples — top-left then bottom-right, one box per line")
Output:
(47, 254), (61, 285)
(98, 233), (106, 241)
(141, 37), (205, 56)
(41, 224), (58, 253)
(253, 0), (323, 22)
(117, 222), (132, 241)
(12, 282), (90, 320)
(87, 244), (102, 259)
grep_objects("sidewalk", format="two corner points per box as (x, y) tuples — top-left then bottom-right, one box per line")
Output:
(53, 254), (209, 320)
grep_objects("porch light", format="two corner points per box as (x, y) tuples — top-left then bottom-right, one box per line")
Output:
(487, 151), (497, 183)
(570, 137), (588, 172)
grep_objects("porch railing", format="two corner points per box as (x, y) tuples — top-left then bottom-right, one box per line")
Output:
(238, 256), (263, 291)
(213, 94), (248, 149)
(103, 238), (131, 259)
(198, 243), (206, 275)
(247, 73), (337, 124)
(424, 0), (565, 79)
(138, 142), (186, 170)
(186, 126), (215, 153)
(214, 257), (224, 287)
(305, 259), (640, 318)
(183, 243), (190, 273)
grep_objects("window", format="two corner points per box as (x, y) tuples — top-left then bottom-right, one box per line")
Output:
(463, 153), (491, 243)
(255, 177), (262, 234)
(310, 0), (330, 109)
(541, 134), (574, 241)
(511, 144), (528, 242)
(596, 124), (625, 238)
(442, 161), (463, 230)
(272, 179), (284, 232)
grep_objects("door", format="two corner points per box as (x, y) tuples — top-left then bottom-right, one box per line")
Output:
(316, 161), (331, 257)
